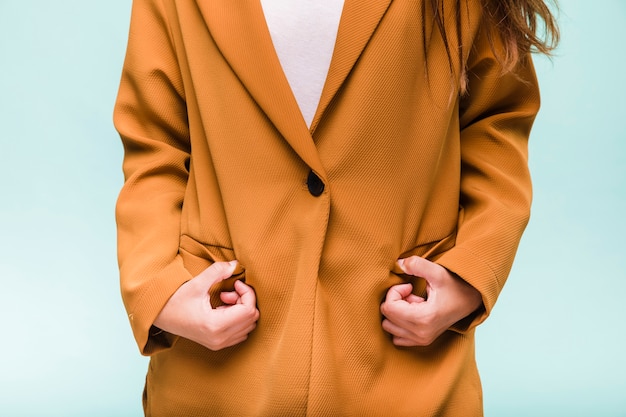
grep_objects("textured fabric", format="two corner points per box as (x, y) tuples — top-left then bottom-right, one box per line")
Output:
(260, 0), (344, 126)
(114, 0), (540, 415)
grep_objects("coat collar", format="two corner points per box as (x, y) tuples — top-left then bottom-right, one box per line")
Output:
(196, 0), (393, 175)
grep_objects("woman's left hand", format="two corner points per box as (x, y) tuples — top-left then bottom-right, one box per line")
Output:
(380, 256), (483, 347)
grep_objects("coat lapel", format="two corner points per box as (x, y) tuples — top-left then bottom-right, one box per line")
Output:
(310, 0), (393, 132)
(195, 0), (393, 172)
(195, 0), (325, 174)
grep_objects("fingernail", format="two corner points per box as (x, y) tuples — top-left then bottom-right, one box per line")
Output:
(392, 259), (406, 275)
(228, 260), (238, 266)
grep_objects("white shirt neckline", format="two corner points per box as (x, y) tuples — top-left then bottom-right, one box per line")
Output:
(260, 0), (345, 127)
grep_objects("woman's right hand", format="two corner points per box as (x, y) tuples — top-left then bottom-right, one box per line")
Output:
(153, 261), (260, 351)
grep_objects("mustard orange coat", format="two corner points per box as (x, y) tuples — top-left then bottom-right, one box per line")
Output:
(114, 0), (540, 415)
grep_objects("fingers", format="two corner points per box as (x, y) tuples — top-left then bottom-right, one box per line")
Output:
(201, 318), (258, 350)
(234, 279), (257, 306)
(397, 256), (444, 286)
(218, 320), (259, 349)
(381, 299), (439, 347)
(405, 294), (426, 304)
(384, 282), (413, 302)
(381, 317), (423, 346)
(219, 291), (241, 305)
(381, 289), (428, 327)
(400, 256), (482, 315)
(202, 297), (259, 350)
(219, 279), (257, 305)
(158, 260), (261, 351)
(382, 256), (483, 346)
(212, 279), (258, 324)
(211, 306), (258, 334)
(382, 269), (440, 346)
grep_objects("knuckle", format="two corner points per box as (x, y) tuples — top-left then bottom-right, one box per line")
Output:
(416, 330), (436, 346)
(244, 306), (258, 321)
(204, 334), (223, 351)
(207, 341), (224, 351)
(380, 303), (388, 316)
(203, 319), (224, 337)
(412, 335), (429, 347)
(412, 310), (435, 327)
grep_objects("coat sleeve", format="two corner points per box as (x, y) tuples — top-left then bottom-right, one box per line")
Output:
(113, 0), (191, 355)
(436, 24), (540, 332)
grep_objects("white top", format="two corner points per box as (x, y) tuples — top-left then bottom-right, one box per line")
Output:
(260, 0), (345, 127)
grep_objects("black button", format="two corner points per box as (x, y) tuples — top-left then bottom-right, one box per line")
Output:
(307, 170), (325, 197)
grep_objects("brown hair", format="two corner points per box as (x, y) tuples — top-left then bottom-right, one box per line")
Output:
(426, 0), (560, 93)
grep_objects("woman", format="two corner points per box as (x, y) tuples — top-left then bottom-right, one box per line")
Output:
(114, 0), (558, 415)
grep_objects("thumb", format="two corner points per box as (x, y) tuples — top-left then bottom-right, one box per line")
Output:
(194, 260), (238, 289)
(397, 256), (441, 286)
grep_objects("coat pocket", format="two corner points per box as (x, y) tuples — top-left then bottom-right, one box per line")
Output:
(399, 229), (457, 262)
(178, 234), (246, 307)
(391, 229), (458, 298)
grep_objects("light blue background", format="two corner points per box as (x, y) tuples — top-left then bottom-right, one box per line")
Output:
(0, 1), (624, 416)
